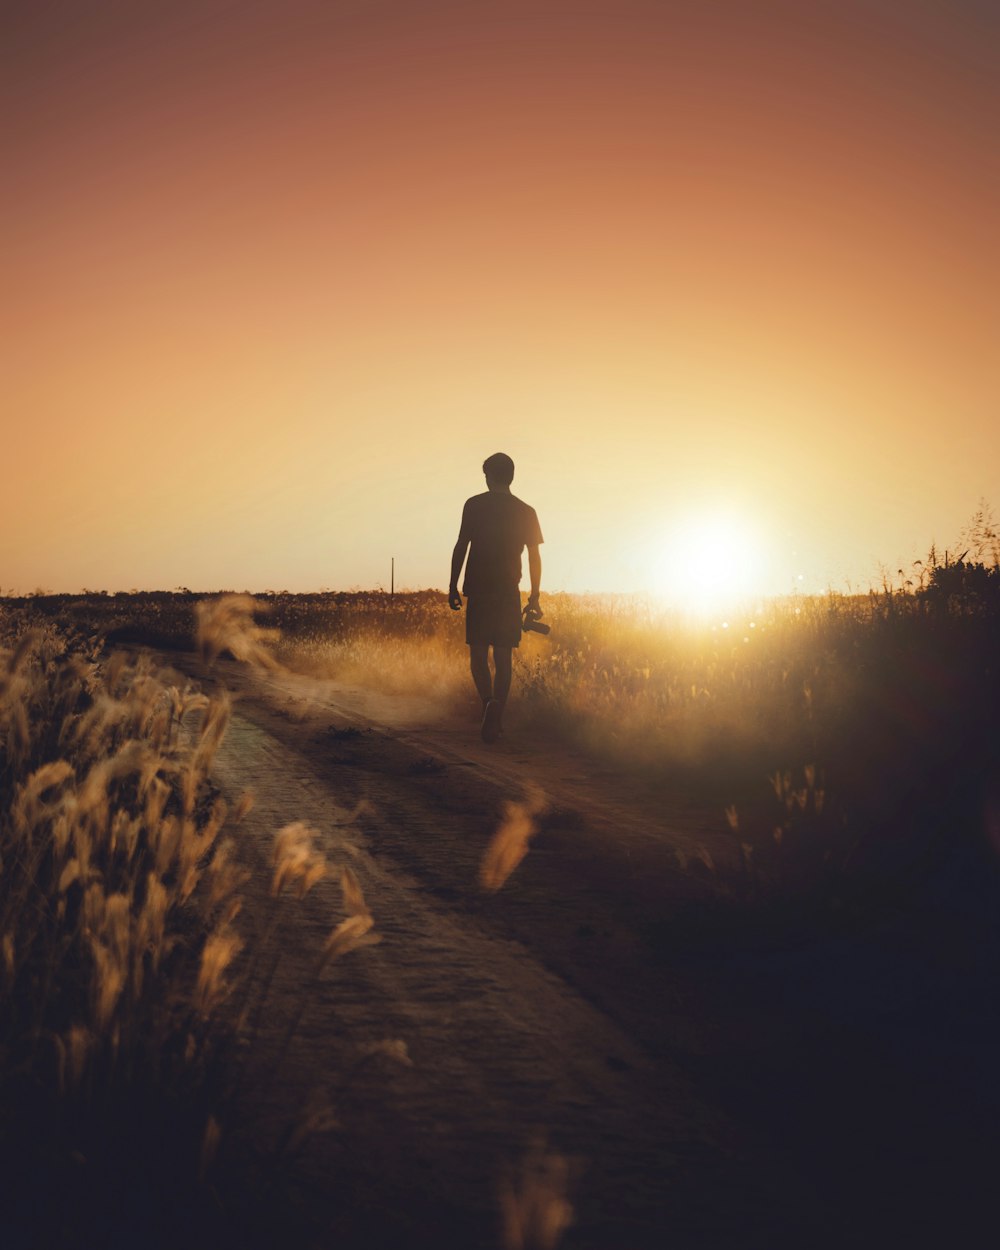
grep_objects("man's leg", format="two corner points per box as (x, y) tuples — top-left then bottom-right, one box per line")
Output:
(479, 645), (509, 743)
(492, 646), (513, 717)
(469, 644), (493, 708)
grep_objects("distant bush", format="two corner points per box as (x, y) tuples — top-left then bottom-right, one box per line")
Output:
(921, 558), (1000, 609)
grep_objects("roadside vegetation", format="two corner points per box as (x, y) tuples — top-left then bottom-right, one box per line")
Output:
(14, 564), (999, 911)
(0, 611), (377, 1248)
(2, 505), (997, 1243)
(12, 511), (999, 908)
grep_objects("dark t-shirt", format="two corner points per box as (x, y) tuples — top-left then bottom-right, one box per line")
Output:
(459, 491), (543, 596)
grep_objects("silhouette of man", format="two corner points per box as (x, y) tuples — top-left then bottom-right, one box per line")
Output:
(449, 453), (543, 742)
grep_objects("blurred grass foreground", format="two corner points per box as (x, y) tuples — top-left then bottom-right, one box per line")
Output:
(0, 613), (377, 1247)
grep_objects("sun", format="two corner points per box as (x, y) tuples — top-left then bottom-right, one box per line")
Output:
(652, 510), (764, 611)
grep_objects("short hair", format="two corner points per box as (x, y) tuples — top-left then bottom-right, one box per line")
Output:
(482, 452), (515, 485)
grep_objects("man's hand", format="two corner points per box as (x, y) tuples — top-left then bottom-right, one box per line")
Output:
(448, 587), (462, 611)
(524, 593), (542, 621)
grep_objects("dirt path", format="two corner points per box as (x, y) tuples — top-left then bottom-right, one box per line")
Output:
(152, 654), (832, 1249)
(95, 644), (999, 1250)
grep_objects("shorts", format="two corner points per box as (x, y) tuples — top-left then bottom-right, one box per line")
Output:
(465, 588), (522, 648)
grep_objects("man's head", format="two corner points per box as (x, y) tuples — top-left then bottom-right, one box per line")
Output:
(482, 452), (515, 487)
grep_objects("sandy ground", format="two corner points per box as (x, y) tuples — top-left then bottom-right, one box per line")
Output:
(159, 654), (1000, 1249)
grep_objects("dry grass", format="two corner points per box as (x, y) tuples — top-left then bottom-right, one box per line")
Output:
(195, 593), (282, 670)
(480, 785), (549, 893)
(499, 1140), (575, 1250)
(14, 577), (999, 873)
(32, 577), (994, 777)
(0, 610), (380, 1246)
(3, 555), (996, 1243)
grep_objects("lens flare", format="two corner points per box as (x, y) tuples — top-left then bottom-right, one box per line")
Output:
(653, 511), (763, 611)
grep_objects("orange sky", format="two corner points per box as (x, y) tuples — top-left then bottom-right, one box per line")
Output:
(4, 0), (998, 599)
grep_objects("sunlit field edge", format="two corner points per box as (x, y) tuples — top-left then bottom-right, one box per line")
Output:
(2, 544), (998, 1240)
(7, 567), (999, 877)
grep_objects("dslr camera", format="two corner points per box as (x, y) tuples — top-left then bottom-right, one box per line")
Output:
(522, 605), (550, 636)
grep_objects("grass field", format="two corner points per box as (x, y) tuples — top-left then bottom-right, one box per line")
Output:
(0, 610), (376, 1247)
(2, 556), (998, 1244)
(11, 562), (999, 837)
(7, 569), (999, 910)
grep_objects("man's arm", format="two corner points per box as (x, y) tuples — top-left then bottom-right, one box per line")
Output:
(449, 538), (468, 611)
(449, 501), (472, 610)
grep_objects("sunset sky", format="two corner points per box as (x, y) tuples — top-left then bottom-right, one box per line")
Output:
(4, 1), (997, 601)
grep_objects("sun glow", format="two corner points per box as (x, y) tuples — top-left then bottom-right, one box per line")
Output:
(651, 510), (765, 612)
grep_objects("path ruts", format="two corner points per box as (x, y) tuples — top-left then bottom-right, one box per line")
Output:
(168, 655), (827, 1248)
